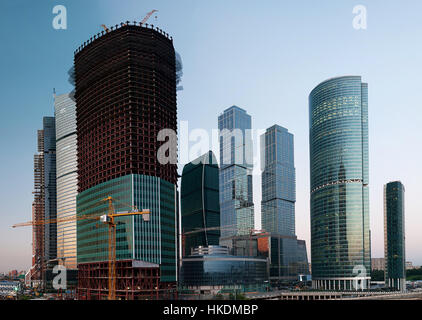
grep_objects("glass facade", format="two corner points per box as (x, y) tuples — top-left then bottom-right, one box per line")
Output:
(55, 93), (77, 269)
(43, 117), (57, 262)
(181, 151), (220, 257)
(269, 236), (309, 281)
(180, 246), (268, 290)
(218, 106), (254, 239)
(384, 181), (405, 291)
(309, 76), (371, 290)
(77, 174), (177, 282)
(261, 125), (296, 236)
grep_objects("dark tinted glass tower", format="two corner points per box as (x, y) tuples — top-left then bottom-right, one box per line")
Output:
(74, 23), (178, 299)
(309, 76), (370, 291)
(384, 181), (405, 291)
(181, 151), (220, 257)
(43, 117), (57, 262)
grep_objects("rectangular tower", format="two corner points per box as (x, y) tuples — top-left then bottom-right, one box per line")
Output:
(261, 125), (295, 236)
(384, 181), (406, 291)
(42, 117), (57, 263)
(218, 106), (254, 240)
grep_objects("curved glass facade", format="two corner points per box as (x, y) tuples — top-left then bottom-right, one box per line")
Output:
(55, 93), (77, 269)
(309, 76), (370, 290)
(181, 151), (220, 257)
(180, 246), (268, 289)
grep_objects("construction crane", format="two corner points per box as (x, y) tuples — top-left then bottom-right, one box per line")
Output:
(100, 196), (150, 300)
(100, 24), (109, 33)
(141, 9), (158, 25)
(12, 196), (150, 301)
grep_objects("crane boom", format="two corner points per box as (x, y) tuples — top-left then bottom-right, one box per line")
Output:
(13, 196), (150, 300)
(141, 10), (158, 25)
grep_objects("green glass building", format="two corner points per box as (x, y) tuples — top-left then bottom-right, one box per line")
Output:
(77, 174), (177, 282)
(384, 181), (405, 291)
(181, 151), (220, 257)
(309, 76), (371, 291)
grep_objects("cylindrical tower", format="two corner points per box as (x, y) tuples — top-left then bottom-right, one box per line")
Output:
(75, 23), (177, 193)
(74, 23), (178, 299)
(309, 76), (370, 291)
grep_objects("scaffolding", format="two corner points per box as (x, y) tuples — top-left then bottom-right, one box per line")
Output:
(77, 260), (162, 300)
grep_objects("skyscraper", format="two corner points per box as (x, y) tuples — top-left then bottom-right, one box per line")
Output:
(55, 93), (77, 269)
(384, 181), (406, 291)
(261, 125), (295, 236)
(42, 117), (57, 263)
(218, 106), (254, 241)
(261, 125), (309, 282)
(181, 151), (220, 257)
(30, 117), (57, 286)
(74, 23), (178, 299)
(309, 76), (370, 291)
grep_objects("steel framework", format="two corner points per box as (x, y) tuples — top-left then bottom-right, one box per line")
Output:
(77, 260), (160, 300)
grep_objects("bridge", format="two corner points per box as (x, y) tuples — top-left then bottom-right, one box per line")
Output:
(246, 289), (422, 300)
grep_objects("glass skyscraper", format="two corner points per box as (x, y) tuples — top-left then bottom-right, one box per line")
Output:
(181, 151), (220, 257)
(55, 93), (77, 269)
(309, 76), (371, 291)
(261, 125), (309, 282)
(261, 125), (295, 236)
(218, 106), (254, 240)
(43, 117), (57, 262)
(384, 181), (405, 291)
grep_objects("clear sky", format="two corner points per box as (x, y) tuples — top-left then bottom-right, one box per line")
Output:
(1, 0), (421, 273)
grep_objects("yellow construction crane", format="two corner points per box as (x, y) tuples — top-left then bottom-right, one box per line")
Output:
(100, 196), (150, 300)
(12, 196), (150, 301)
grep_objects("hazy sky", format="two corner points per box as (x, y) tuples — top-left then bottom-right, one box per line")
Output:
(1, 0), (421, 273)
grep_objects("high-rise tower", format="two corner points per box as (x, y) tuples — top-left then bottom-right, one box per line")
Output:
(218, 106), (254, 241)
(30, 117), (57, 286)
(181, 151), (220, 257)
(384, 181), (406, 291)
(261, 125), (295, 236)
(309, 76), (370, 291)
(74, 23), (178, 299)
(55, 93), (77, 269)
(261, 125), (309, 283)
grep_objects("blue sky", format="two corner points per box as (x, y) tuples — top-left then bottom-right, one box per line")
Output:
(1, 0), (421, 272)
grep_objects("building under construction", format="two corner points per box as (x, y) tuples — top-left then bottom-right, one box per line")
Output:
(74, 22), (178, 300)
(30, 118), (57, 288)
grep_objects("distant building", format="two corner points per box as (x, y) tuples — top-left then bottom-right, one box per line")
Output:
(384, 181), (406, 291)
(43, 117), (57, 263)
(218, 106), (254, 241)
(371, 258), (385, 271)
(406, 261), (415, 270)
(309, 76), (371, 291)
(31, 117), (57, 287)
(181, 151), (220, 257)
